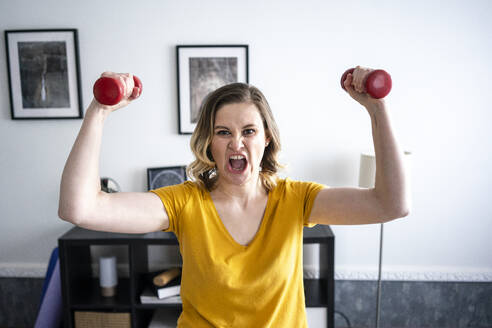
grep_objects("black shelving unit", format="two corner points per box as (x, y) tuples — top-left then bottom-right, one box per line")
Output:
(59, 225), (334, 327)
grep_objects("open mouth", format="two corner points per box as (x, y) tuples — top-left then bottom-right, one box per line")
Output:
(228, 155), (248, 173)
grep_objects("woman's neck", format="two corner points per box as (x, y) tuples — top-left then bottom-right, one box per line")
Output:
(212, 177), (267, 207)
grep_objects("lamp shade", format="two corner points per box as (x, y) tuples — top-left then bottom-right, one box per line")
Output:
(359, 153), (377, 188)
(358, 151), (412, 188)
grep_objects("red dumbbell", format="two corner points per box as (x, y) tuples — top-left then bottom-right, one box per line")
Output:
(93, 75), (143, 106)
(341, 68), (392, 99)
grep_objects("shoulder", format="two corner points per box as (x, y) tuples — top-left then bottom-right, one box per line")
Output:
(271, 177), (326, 199)
(150, 181), (203, 201)
(151, 180), (197, 192)
(274, 177), (326, 192)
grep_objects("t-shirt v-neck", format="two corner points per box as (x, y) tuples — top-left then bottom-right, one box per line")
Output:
(206, 191), (271, 250)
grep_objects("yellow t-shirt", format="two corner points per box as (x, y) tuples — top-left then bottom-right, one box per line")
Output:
(150, 178), (325, 327)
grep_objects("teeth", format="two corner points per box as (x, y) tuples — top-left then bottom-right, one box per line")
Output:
(229, 155), (245, 160)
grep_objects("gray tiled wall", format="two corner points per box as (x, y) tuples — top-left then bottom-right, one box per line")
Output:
(1, 278), (491, 327)
(334, 281), (492, 328)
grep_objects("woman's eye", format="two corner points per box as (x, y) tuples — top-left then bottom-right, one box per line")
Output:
(217, 130), (230, 135)
(243, 129), (255, 135)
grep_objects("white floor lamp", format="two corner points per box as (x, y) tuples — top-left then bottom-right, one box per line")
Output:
(359, 151), (411, 328)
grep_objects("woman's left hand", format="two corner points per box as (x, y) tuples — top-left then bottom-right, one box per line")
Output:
(343, 66), (385, 113)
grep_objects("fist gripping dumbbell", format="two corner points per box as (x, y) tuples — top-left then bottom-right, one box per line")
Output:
(93, 75), (143, 106)
(341, 68), (392, 99)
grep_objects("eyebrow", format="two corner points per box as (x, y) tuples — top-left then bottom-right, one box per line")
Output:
(214, 124), (258, 130)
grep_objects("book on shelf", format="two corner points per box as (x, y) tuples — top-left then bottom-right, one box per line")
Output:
(143, 268), (182, 300)
(156, 276), (180, 299)
(140, 287), (182, 304)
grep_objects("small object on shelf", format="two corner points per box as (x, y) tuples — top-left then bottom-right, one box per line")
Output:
(156, 276), (180, 299)
(155, 276), (180, 299)
(99, 256), (117, 297)
(140, 287), (182, 304)
(153, 267), (182, 287)
(145, 270), (181, 299)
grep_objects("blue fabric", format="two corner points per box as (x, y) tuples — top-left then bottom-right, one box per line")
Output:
(40, 247), (59, 303)
(35, 247), (62, 328)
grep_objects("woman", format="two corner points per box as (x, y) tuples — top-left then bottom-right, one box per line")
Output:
(59, 67), (409, 327)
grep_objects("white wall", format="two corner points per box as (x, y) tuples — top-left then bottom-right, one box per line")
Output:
(1, 0), (491, 282)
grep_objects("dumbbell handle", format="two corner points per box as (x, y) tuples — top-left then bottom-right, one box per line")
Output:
(93, 75), (143, 106)
(341, 68), (392, 99)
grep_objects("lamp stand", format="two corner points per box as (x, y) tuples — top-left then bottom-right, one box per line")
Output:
(375, 222), (384, 328)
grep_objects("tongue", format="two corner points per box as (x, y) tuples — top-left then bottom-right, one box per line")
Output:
(231, 159), (246, 170)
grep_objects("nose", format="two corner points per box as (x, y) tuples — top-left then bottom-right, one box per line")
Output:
(228, 134), (245, 151)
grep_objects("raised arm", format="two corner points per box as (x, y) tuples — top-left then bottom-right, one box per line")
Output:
(58, 73), (169, 233)
(309, 66), (410, 225)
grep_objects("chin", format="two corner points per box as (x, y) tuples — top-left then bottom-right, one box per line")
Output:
(225, 173), (250, 186)
(221, 167), (257, 186)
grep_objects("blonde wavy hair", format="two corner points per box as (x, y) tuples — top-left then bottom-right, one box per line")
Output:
(187, 82), (282, 192)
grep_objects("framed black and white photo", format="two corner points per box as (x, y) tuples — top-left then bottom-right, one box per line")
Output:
(5, 29), (83, 119)
(176, 45), (249, 134)
(147, 166), (187, 190)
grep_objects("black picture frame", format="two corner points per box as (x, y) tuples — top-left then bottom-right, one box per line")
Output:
(147, 166), (187, 191)
(5, 29), (83, 120)
(176, 45), (249, 134)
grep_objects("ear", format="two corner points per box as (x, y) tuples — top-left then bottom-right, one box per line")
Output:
(265, 136), (271, 148)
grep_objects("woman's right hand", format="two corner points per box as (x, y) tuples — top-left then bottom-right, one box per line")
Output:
(92, 72), (140, 112)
